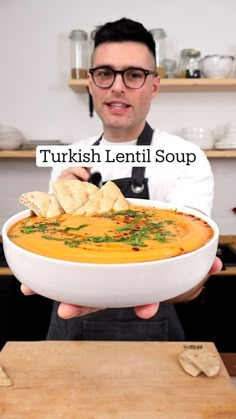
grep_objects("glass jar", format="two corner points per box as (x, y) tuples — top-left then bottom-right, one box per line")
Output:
(89, 29), (97, 67)
(69, 30), (88, 79)
(150, 28), (167, 78)
(162, 58), (177, 78)
(178, 49), (201, 78)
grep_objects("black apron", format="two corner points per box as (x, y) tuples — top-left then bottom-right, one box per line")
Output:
(47, 123), (185, 341)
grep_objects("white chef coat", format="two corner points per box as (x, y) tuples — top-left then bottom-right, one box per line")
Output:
(49, 128), (214, 216)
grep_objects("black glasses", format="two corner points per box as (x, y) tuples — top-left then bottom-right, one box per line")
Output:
(89, 66), (157, 89)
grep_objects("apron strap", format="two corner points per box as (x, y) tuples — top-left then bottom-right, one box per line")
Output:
(93, 134), (103, 146)
(131, 122), (153, 192)
(92, 122), (154, 192)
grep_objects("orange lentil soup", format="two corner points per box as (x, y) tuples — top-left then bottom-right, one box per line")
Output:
(8, 205), (214, 264)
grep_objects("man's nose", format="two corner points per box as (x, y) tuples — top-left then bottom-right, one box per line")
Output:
(111, 73), (125, 91)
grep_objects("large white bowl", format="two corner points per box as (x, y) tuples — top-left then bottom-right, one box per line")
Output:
(200, 54), (235, 78)
(181, 127), (214, 149)
(2, 199), (219, 308)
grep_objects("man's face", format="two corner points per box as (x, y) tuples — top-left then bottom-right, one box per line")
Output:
(88, 41), (160, 141)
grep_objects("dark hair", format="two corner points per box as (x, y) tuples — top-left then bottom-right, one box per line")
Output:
(93, 18), (156, 61)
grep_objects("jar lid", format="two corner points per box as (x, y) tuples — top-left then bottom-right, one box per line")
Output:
(180, 49), (201, 58)
(203, 54), (235, 61)
(150, 28), (167, 39)
(90, 29), (97, 40)
(69, 30), (88, 40)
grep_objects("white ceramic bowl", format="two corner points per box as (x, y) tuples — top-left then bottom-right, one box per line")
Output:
(2, 199), (219, 308)
(200, 55), (235, 78)
(181, 127), (214, 149)
(0, 137), (23, 150)
(0, 124), (24, 149)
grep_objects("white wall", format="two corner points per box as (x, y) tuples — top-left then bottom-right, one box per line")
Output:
(0, 0), (236, 233)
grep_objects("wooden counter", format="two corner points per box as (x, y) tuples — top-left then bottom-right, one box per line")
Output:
(0, 341), (236, 418)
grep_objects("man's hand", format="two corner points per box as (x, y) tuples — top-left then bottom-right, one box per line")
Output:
(59, 167), (91, 181)
(21, 257), (222, 320)
(164, 256), (223, 304)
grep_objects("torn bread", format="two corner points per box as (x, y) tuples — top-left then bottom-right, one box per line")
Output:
(183, 349), (221, 377)
(52, 179), (98, 214)
(19, 180), (128, 218)
(100, 181), (129, 212)
(19, 191), (64, 218)
(74, 181), (129, 215)
(0, 366), (13, 387)
(178, 351), (202, 377)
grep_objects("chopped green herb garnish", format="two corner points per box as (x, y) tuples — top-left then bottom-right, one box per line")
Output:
(63, 224), (88, 232)
(155, 233), (168, 242)
(116, 223), (134, 231)
(41, 236), (64, 241)
(20, 221), (61, 234)
(15, 210), (176, 249)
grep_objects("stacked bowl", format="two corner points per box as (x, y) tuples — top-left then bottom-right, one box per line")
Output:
(0, 124), (24, 150)
(200, 55), (235, 78)
(181, 127), (214, 150)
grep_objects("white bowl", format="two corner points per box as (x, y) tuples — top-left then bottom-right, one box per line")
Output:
(2, 199), (219, 308)
(0, 137), (23, 150)
(181, 128), (214, 149)
(0, 124), (24, 149)
(200, 55), (235, 78)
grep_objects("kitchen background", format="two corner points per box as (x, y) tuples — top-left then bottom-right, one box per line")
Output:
(0, 0), (235, 233)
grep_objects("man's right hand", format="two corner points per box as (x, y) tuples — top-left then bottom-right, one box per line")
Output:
(59, 167), (91, 181)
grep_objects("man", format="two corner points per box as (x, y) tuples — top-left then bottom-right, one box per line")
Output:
(22, 18), (221, 340)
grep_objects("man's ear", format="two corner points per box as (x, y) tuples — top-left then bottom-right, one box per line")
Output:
(88, 73), (93, 96)
(152, 75), (160, 98)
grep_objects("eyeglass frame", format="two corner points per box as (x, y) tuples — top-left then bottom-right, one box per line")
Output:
(88, 66), (158, 89)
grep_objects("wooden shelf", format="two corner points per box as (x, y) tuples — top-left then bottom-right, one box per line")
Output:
(214, 266), (236, 276)
(69, 78), (89, 93)
(68, 78), (236, 93)
(0, 150), (36, 158)
(205, 149), (236, 158)
(0, 267), (12, 276)
(1, 265), (235, 277)
(1, 149), (236, 159)
(159, 78), (236, 92)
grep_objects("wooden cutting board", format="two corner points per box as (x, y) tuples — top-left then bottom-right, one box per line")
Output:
(0, 341), (236, 418)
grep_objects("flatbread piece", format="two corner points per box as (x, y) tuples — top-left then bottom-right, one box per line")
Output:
(179, 349), (221, 377)
(0, 366), (13, 387)
(19, 191), (64, 218)
(74, 181), (129, 215)
(178, 351), (202, 377)
(19, 180), (128, 218)
(183, 349), (221, 377)
(52, 179), (98, 214)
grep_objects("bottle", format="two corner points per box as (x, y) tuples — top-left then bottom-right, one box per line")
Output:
(150, 28), (167, 78)
(69, 30), (88, 79)
(178, 49), (201, 78)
